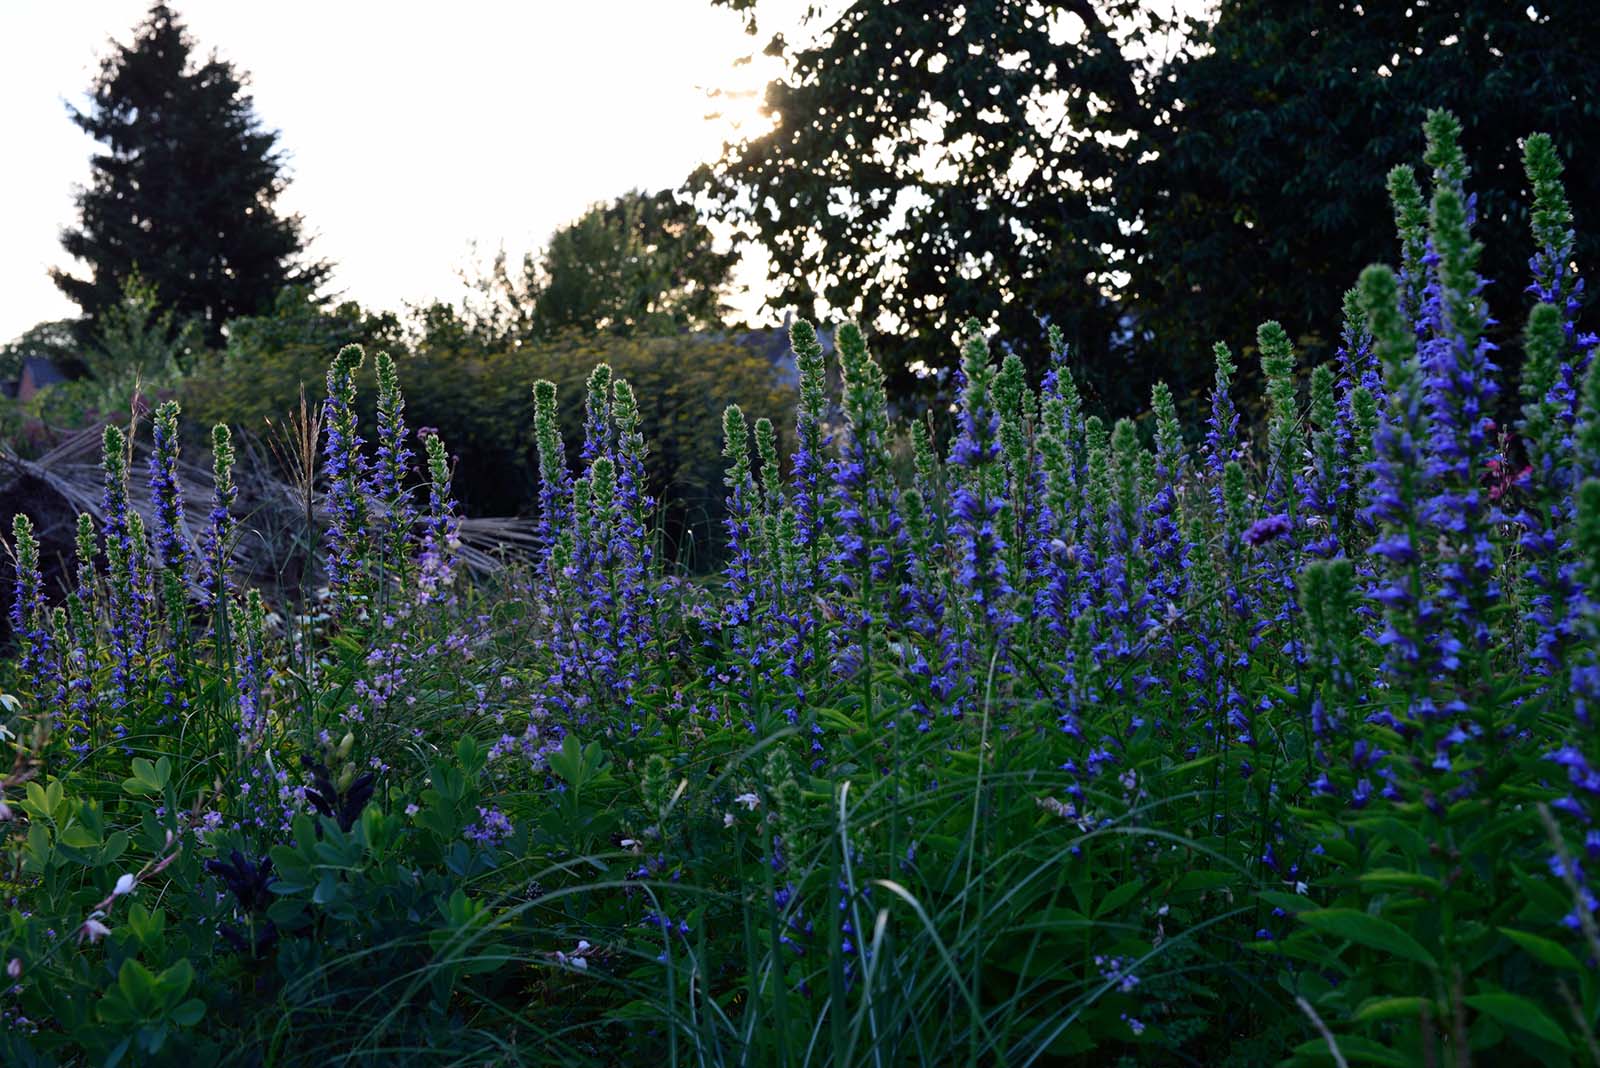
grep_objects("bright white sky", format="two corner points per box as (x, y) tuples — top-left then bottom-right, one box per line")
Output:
(0, 0), (801, 343)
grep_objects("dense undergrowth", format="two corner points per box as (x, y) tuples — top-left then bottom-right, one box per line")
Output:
(5, 111), (1600, 1066)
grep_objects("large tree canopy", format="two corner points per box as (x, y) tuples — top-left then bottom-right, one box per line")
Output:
(697, 1), (1173, 407)
(461, 189), (738, 348)
(52, 4), (326, 347)
(703, 0), (1600, 409)
(1130, 0), (1600, 398)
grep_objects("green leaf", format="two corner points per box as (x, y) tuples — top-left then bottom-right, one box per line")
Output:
(1291, 1034), (1411, 1066)
(1259, 889), (1315, 913)
(1094, 879), (1145, 918)
(153, 959), (194, 1005)
(115, 958), (159, 1016)
(1353, 817), (1427, 859)
(1498, 927), (1581, 971)
(169, 999), (205, 1027)
(1353, 996), (1432, 1023)
(1357, 869), (1442, 894)
(1299, 908), (1436, 969)
(1464, 993), (1571, 1050)
(1171, 869), (1233, 894)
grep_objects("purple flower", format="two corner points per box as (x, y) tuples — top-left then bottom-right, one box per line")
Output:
(1243, 515), (1293, 548)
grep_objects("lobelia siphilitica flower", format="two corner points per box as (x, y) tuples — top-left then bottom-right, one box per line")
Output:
(322, 344), (372, 618)
(148, 400), (193, 718)
(100, 423), (147, 722)
(369, 351), (419, 593)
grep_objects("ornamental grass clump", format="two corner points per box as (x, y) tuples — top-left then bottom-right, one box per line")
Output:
(4, 110), (1600, 1067)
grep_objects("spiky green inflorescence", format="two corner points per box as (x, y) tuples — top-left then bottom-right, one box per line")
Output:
(754, 415), (784, 590)
(1186, 512), (1216, 611)
(1084, 416), (1111, 549)
(764, 744), (806, 856)
(1523, 303), (1568, 492)
(1386, 165), (1430, 325)
(571, 474), (594, 571)
(1110, 418), (1142, 545)
(610, 375), (656, 585)
(1151, 379), (1185, 527)
(1524, 132), (1576, 310)
(1257, 321), (1301, 521)
(532, 380), (563, 486)
(1222, 460), (1250, 550)
(1309, 363), (1340, 540)
(1050, 333), (1085, 467)
(909, 419), (937, 497)
(834, 321), (899, 666)
(212, 424), (235, 496)
(908, 418), (946, 555)
(754, 417), (782, 520)
(1525, 133), (1572, 242)
(721, 404), (757, 591)
(9, 514), (44, 639)
(589, 456), (618, 558)
(323, 344), (372, 614)
(1309, 366), (1337, 455)
(423, 432), (449, 494)
(611, 378), (643, 462)
(1151, 382), (1182, 469)
(100, 424), (137, 647)
(640, 752), (673, 824)
(373, 352), (407, 477)
(792, 319), (827, 427)
(1351, 386), (1379, 471)
(722, 404), (753, 497)
(71, 511), (98, 646)
(788, 318), (832, 578)
(1359, 265), (1417, 383)
(1300, 557), (1361, 689)
(1037, 392), (1074, 537)
(1212, 340), (1237, 383)
(1340, 286), (1369, 347)
(1424, 110), (1487, 354)
(836, 322), (892, 471)
(996, 352), (1030, 505)
(372, 351), (416, 579)
(532, 378), (571, 568)
(582, 362), (614, 461)
(1577, 480), (1600, 602)
(1579, 361), (1600, 480)
(150, 400), (192, 707)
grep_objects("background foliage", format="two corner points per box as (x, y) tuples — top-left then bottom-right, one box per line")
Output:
(701, 0), (1600, 410)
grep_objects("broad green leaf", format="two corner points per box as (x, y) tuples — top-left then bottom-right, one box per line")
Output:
(1353, 996), (1433, 1023)
(170, 998), (205, 1027)
(1464, 992), (1571, 1050)
(1094, 879), (1145, 918)
(1172, 869), (1233, 894)
(1357, 869), (1442, 894)
(1498, 927), (1582, 971)
(1299, 908), (1436, 969)
(1259, 889), (1315, 913)
(1291, 1034), (1411, 1066)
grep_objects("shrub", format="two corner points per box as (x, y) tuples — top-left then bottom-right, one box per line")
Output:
(185, 307), (793, 558)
